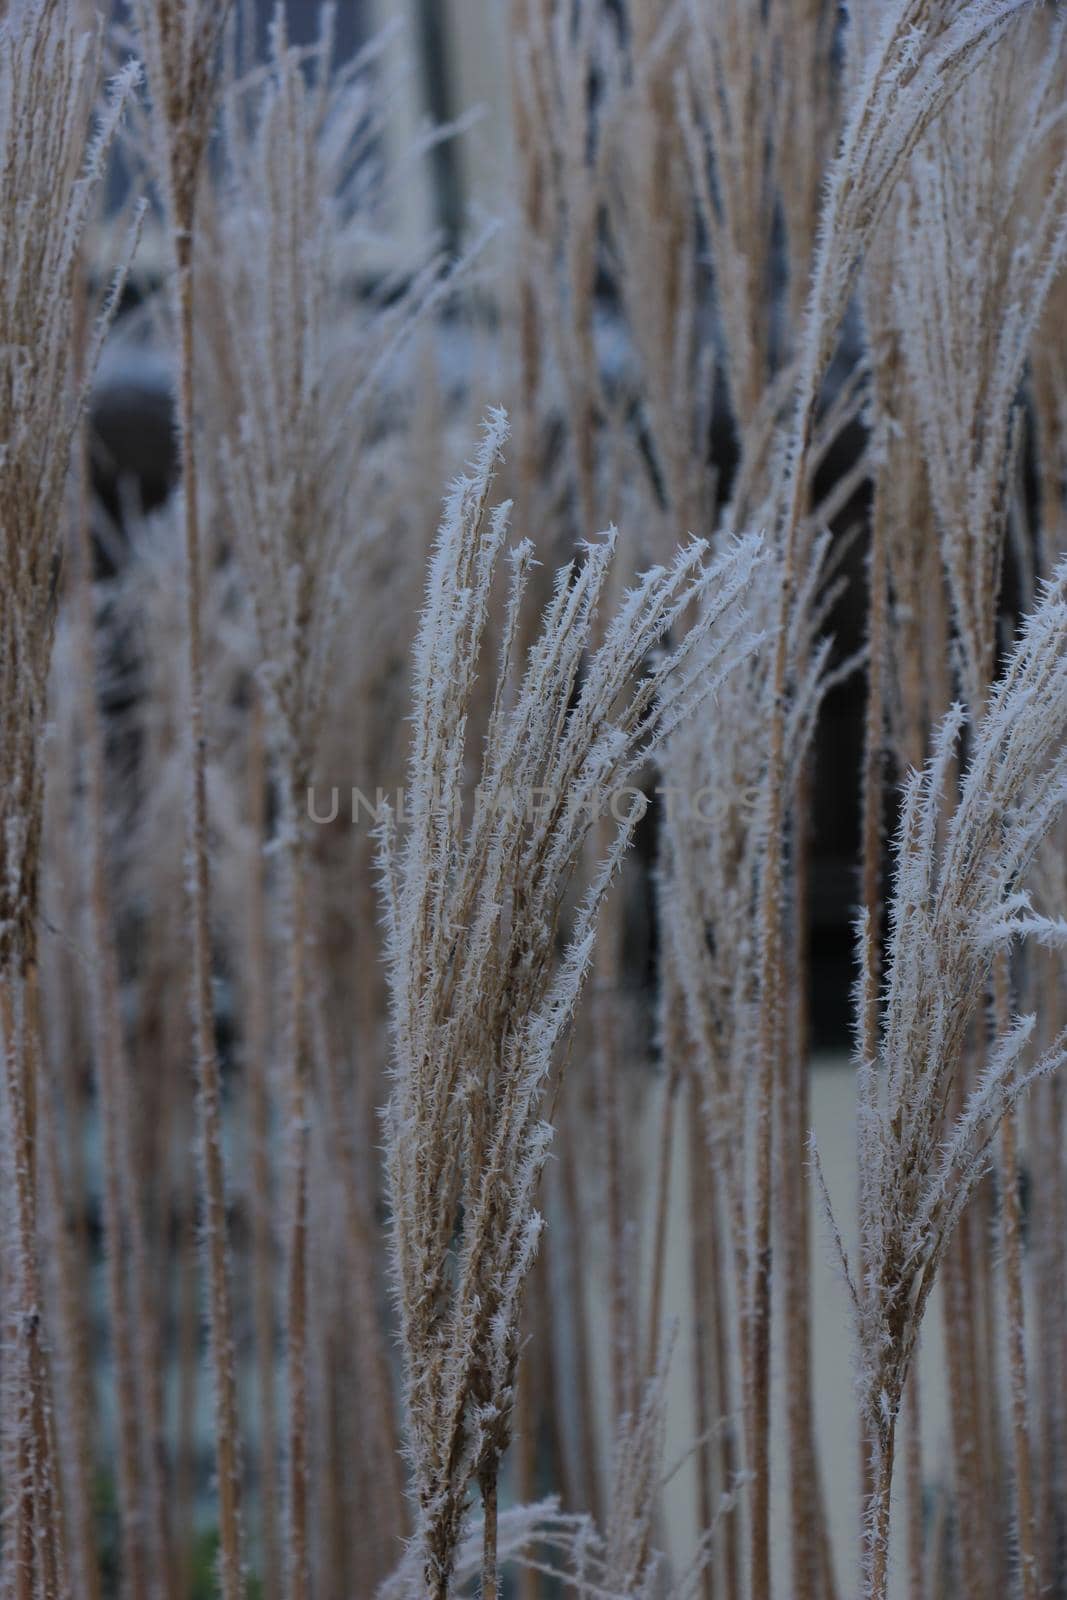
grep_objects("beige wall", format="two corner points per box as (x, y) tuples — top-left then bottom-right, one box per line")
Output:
(441, 0), (513, 225)
(634, 1058), (952, 1599)
(372, 0), (513, 244)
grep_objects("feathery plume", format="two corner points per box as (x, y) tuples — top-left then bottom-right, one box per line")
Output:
(380, 411), (761, 1597)
(817, 566), (1067, 1599)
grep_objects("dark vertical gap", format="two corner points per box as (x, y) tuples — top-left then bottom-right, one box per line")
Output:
(257, 0), (369, 56)
(414, 0), (463, 251)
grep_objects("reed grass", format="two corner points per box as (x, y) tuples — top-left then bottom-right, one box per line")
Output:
(3, 3), (1067, 1598)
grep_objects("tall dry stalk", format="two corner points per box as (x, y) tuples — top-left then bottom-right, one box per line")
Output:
(126, 5), (245, 1596)
(239, 693), (280, 1600)
(617, 10), (843, 1590)
(203, 19), (458, 1584)
(893, 26), (1067, 714)
(889, 36), (1067, 1590)
(746, 8), (1042, 1584)
(0, 8), (138, 1592)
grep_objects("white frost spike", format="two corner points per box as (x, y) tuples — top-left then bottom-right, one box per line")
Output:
(820, 562), (1067, 1598)
(380, 412), (761, 1595)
